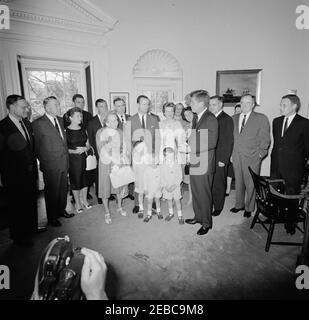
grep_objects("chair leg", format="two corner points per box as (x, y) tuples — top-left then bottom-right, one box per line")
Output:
(250, 209), (260, 229)
(265, 220), (275, 252)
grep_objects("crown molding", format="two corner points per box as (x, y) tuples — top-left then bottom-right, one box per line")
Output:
(0, 0), (118, 37)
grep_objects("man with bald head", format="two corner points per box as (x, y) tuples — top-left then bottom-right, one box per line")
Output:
(231, 94), (270, 218)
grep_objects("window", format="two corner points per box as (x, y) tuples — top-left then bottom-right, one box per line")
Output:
(19, 57), (88, 121)
(27, 70), (79, 119)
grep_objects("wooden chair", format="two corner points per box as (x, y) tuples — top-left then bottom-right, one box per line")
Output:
(248, 167), (306, 252)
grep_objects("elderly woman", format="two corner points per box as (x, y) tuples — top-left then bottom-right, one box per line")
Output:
(66, 107), (93, 214)
(96, 111), (129, 224)
(159, 102), (187, 165)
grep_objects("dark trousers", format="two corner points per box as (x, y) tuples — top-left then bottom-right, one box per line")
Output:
(212, 165), (228, 211)
(43, 169), (68, 221)
(5, 180), (37, 241)
(190, 173), (214, 228)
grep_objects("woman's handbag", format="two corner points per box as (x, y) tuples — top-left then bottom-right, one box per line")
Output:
(110, 165), (135, 188)
(86, 147), (97, 171)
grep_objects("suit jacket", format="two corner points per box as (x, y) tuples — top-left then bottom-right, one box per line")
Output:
(87, 115), (104, 159)
(189, 109), (218, 175)
(116, 113), (130, 131)
(271, 114), (309, 178)
(0, 116), (37, 188)
(32, 114), (69, 173)
(232, 111), (270, 161)
(127, 113), (160, 154)
(63, 109), (93, 130)
(216, 111), (234, 165)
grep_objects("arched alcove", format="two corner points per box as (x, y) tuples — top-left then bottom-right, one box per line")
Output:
(132, 49), (183, 115)
(133, 49), (183, 78)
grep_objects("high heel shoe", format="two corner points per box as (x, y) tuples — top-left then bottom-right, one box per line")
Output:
(117, 208), (127, 217)
(105, 213), (112, 224)
(81, 201), (92, 210)
(76, 207), (83, 214)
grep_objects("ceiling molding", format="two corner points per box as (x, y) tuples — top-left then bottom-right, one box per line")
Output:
(0, 0), (118, 38)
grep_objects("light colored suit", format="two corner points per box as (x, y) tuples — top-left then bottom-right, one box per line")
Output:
(232, 111), (270, 212)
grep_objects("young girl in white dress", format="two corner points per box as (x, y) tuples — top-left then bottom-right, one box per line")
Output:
(160, 147), (184, 224)
(142, 154), (163, 222)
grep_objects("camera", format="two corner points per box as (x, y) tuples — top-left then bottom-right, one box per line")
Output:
(35, 236), (86, 300)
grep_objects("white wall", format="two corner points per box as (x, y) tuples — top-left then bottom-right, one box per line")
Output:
(94, 0), (309, 174)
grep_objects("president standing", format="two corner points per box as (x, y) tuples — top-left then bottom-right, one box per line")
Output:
(185, 90), (218, 235)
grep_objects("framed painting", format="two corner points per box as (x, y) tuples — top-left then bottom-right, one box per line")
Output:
(216, 69), (262, 105)
(109, 92), (130, 113)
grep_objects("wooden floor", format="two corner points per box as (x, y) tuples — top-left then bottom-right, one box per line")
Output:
(0, 189), (308, 300)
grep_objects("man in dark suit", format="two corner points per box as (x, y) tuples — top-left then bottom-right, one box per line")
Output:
(271, 94), (309, 195)
(87, 99), (108, 204)
(113, 97), (131, 131)
(32, 96), (74, 227)
(231, 94), (270, 218)
(0, 95), (41, 247)
(185, 90), (219, 235)
(209, 95), (234, 216)
(126, 95), (160, 214)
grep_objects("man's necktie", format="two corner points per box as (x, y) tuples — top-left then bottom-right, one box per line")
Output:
(282, 117), (288, 137)
(240, 114), (247, 133)
(142, 115), (146, 129)
(19, 120), (30, 145)
(54, 118), (62, 138)
(121, 115), (125, 124)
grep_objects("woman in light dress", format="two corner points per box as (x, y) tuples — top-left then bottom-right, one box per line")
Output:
(159, 102), (187, 166)
(96, 111), (129, 224)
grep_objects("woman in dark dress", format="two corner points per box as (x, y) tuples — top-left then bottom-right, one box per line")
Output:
(66, 107), (92, 213)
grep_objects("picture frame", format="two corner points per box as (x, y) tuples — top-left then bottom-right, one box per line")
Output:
(216, 69), (262, 106)
(109, 92), (130, 113)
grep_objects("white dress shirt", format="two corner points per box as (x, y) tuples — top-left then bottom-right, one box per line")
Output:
(197, 107), (208, 123)
(138, 112), (147, 128)
(8, 114), (29, 141)
(45, 113), (64, 139)
(215, 109), (223, 118)
(97, 114), (105, 127)
(239, 111), (252, 133)
(281, 113), (296, 137)
(118, 114), (126, 124)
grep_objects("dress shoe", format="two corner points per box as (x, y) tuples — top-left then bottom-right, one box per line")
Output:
(230, 207), (245, 213)
(61, 211), (75, 218)
(185, 218), (199, 225)
(243, 211), (252, 218)
(197, 226), (211, 235)
(152, 202), (157, 210)
(49, 219), (62, 227)
(34, 227), (47, 234)
(212, 210), (222, 217)
(109, 195), (116, 201)
(13, 239), (34, 248)
(132, 206), (139, 214)
(97, 198), (103, 204)
(225, 193), (230, 197)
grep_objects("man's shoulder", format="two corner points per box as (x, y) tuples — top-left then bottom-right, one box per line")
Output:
(220, 111), (233, 122)
(32, 115), (46, 126)
(295, 114), (309, 125)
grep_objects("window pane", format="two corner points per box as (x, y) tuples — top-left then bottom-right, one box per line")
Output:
(25, 69), (80, 119)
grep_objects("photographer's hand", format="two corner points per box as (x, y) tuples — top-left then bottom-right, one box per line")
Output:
(81, 248), (108, 300)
